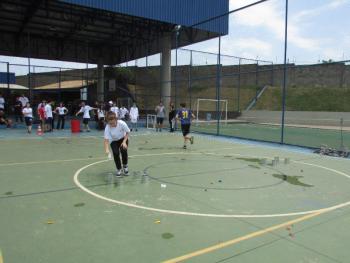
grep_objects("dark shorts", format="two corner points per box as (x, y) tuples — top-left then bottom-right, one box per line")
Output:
(181, 124), (191, 136)
(25, 117), (33, 126)
(156, 117), (164, 124)
(83, 118), (90, 124)
(45, 117), (53, 124)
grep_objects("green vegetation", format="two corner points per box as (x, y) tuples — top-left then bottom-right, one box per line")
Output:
(255, 87), (350, 111)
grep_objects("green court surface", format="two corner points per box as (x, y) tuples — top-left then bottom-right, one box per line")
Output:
(1, 129), (350, 263)
(193, 122), (350, 149)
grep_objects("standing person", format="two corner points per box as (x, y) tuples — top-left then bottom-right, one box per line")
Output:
(14, 97), (23, 123)
(129, 102), (139, 131)
(110, 102), (119, 117)
(104, 111), (130, 177)
(155, 101), (165, 132)
(19, 93), (29, 108)
(37, 100), (46, 130)
(97, 104), (105, 130)
(44, 101), (53, 132)
(0, 93), (5, 111)
(75, 101), (96, 132)
(176, 103), (195, 149)
(55, 102), (68, 130)
(22, 102), (33, 133)
(168, 101), (176, 132)
(119, 105), (129, 121)
(0, 109), (12, 128)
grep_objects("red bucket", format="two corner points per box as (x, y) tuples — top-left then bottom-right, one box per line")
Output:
(71, 119), (80, 133)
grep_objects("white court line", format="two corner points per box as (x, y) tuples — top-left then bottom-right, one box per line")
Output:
(73, 152), (350, 218)
(0, 144), (252, 167)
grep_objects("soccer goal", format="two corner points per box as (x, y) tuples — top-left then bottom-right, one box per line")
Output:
(195, 99), (228, 125)
(146, 114), (156, 129)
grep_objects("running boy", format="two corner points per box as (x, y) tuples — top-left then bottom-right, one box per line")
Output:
(75, 102), (96, 132)
(176, 103), (195, 149)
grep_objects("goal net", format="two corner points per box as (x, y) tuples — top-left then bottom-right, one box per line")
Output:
(195, 99), (228, 125)
(146, 114), (156, 129)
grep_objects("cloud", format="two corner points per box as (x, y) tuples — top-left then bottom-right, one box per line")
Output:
(293, 0), (350, 22)
(228, 0), (321, 51)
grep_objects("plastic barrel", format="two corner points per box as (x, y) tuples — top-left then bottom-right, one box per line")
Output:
(71, 119), (80, 133)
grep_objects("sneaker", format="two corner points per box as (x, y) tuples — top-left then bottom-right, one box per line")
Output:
(183, 145), (187, 149)
(123, 166), (129, 176)
(115, 170), (122, 177)
(190, 136), (194, 144)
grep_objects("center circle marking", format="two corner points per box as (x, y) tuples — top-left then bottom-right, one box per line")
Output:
(73, 152), (350, 218)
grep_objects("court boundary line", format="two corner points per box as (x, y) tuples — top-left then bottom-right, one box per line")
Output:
(162, 210), (329, 263)
(73, 152), (350, 218)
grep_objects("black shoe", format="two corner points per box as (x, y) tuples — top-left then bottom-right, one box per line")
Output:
(183, 145), (187, 149)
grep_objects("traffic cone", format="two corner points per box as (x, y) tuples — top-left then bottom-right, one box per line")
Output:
(37, 125), (43, 136)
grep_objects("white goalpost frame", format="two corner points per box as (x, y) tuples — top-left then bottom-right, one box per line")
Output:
(146, 114), (157, 129)
(196, 98), (228, 125)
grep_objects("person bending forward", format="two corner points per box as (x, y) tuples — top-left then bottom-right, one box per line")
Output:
(104, 111), (130, 177)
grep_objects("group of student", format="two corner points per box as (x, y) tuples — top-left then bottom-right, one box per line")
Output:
(75, 100), (139, 132)
(105, 101), (195, 177)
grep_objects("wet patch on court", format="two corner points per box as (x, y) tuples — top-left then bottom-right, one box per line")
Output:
(162, 233), (174, 239)
(236, 157), (261, 164)
(272, 174), (313, 187)
(74, 202), (85, 207)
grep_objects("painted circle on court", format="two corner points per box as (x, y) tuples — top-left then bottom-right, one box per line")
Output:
(73, 152), (350, 218)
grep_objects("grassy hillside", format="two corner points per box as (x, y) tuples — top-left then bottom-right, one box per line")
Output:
(255, 86), (350, 111)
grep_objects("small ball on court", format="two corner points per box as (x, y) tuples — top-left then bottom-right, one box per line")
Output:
(218, 180), (222, 183)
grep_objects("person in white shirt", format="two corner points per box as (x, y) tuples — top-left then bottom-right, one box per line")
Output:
(110, 102), (119, 118)
(55, 102), (68, 130)
(19, 94), (29, 108)
(155, 101), (166, 132)
(104, 111), (130, 177)
(75, 101), (96, 132)
(0, 93), (5, 111)
(119, 105), (129, 121)
(129, 102), (139, 131)
(97, 104), (105, 130)
(22, 102), (33, 133)
(44, 101), (53, 132)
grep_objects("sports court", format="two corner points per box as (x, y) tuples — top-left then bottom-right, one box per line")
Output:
(1, 128), (350, 262)
(1, 0), (350, 262)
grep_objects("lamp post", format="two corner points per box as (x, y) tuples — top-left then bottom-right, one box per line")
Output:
(174, 25), (181, 130)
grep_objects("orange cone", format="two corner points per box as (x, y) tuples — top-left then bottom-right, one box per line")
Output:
(37, 125), (43, 136)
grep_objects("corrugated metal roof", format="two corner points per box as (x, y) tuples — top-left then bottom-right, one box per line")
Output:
(0, 72), (15, 84)
(58, 0), (228, 34)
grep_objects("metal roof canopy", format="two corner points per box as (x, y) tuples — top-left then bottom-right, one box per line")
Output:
(0, 0), (228, 65)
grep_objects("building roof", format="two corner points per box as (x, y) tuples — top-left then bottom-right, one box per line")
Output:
(0, 0), (228, 65)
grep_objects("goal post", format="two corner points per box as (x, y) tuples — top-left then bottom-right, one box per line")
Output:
(195, 99), (228, 124)
(146, 114), (156, 129)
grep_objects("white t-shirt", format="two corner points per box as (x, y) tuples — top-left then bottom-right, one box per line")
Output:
(110, 106), (119, 117)
(22, 107), (33, 118)
(56, 106), (68, 115)
(119, 107), (129, 118)
(19, 96), (29, 107)
(79, 105), (92, 119)
(45, 104), (53, 118)
(0, 97), (5, 109)
(104, 120), (130, 143)
(97, 109), (105, 119)
(129, 106), (139, 122)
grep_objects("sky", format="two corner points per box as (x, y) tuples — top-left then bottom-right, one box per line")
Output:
(0, 0), (349, 72)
